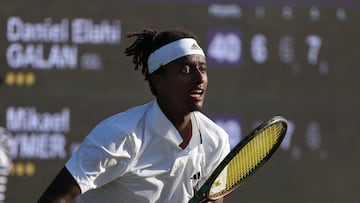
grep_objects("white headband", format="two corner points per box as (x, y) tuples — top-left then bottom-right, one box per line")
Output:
(147, 38), (205, 73)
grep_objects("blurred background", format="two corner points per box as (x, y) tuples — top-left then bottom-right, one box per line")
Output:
(0, 0), (359, 202)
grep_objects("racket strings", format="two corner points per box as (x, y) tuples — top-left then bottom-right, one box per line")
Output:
(209, 122), (284, 198)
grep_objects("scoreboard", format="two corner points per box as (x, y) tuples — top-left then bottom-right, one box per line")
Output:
(0, 0), (359, 202)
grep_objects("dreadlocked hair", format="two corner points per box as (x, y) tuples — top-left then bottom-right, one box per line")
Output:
(125, 29), (157, 80)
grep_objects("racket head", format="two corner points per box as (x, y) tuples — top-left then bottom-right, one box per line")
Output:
(189, 116), (287, 202)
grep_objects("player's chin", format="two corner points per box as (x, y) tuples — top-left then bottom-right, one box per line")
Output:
(189, 100), (204, 112)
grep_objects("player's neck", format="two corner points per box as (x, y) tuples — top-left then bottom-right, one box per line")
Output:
(157, 100), (193, 148)
(178, 117), (192, 149)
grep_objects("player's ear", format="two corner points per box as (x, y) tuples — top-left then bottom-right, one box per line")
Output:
(148, 73), (164, 96)
(149, 73), (161, 87)
(148, 66), (166, 89)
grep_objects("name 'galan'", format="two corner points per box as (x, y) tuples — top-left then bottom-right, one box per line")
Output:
(6, 43), (78, 69)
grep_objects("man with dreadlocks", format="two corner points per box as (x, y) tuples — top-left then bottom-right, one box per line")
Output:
(38, 28), (230, 203)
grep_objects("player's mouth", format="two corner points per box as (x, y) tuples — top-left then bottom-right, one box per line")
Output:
(189, 89), (205, 100)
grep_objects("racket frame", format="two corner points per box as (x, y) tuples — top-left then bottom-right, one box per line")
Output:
(189, 116), (287, 203)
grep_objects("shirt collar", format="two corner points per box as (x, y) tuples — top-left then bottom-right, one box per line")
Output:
(147, 100), (184, 147)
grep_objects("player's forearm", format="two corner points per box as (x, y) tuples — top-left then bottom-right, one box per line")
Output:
(211, 198), (223, 203)
(202, 198), (223, 203)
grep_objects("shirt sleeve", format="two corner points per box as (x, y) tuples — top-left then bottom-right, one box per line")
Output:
(65, 122), (138, 193)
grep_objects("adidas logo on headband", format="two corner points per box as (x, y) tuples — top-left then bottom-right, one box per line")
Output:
(191, 43), (201, 50)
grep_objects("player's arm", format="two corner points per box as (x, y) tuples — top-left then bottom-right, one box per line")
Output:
(198, 198), (223, 203)
(211, 198), (223, 203)
(38, 166), (81, 203)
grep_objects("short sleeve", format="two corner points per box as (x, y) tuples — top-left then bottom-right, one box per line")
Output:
(65, 123), (138, 193)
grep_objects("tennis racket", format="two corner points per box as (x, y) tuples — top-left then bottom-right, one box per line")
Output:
(189, 116), (288, 203)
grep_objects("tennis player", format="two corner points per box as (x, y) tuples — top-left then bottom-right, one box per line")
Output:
(0, 77), (12, 203)
(38, 28), (230, 203)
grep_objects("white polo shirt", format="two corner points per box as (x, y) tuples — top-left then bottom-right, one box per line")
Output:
(66, 100), (230, 203)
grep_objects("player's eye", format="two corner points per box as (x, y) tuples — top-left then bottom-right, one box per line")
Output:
(181, 66), (191, 74)
(198, 65), (207, 73)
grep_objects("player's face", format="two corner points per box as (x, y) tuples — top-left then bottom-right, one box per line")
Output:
(155, 54), (208, 115)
